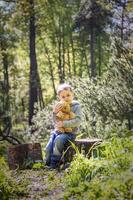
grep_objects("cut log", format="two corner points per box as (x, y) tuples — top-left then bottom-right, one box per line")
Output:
(7, 143), (43, 170)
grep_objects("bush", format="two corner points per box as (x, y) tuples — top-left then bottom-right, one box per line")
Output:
(0, 157), (26, 200)
(64, 135), (133, 199)
(24, 101), (57, 143)
(69, 40), (133, 138)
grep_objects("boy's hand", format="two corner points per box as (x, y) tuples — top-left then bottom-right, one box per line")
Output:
(55, 121), (63, 128)
(53, 103), (63, 114)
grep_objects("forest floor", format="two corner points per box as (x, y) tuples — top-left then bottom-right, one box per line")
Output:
(11, 168), (70, 200)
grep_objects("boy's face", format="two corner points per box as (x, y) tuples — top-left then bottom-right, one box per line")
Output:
(58, 89), (74, 104)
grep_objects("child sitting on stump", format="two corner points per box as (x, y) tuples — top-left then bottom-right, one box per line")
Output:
(45, 83), (82, 169)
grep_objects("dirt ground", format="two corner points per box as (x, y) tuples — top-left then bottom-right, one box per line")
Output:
(12, 168), (68, 200)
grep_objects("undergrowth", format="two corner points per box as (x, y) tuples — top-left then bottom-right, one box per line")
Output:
(0, 157), (28, 200)
(64, 135), (133, 200)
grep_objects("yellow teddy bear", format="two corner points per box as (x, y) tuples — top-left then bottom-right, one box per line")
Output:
(56, 101), (75, 133)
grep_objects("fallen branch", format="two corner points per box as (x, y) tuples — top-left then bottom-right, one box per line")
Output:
(0, 125), (21, 145)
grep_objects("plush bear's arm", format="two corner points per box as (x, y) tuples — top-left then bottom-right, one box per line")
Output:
(69, 111), (75, 118)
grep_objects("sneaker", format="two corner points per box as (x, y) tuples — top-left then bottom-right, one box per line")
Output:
(43, 159), (50, 166)
(45, 165), (59, 170)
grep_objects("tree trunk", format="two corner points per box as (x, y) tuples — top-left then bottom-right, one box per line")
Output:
(79, 30), (86, 77)
(58, 35), (63, 83)
(56, 16), (64, 83)
(37, 71), (45, 109)
(29, 0), (39, 125)
(21, 98), (25, 120)
(90, 21), (96, 78)
(120, 1), (127, 41)
(98, 35), (102, 76)
(84, 49), (89, 76)
(43, 41), (56, 96)
(67, 46), (72, 78)
(70, 33), (76, 76)
(62, 23), (65, 80)
(121, 5), (124, 41)
(0, 41), (11, 129)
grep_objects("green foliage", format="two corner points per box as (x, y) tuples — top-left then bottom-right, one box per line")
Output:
(0, 157), (27, 200)
(22, 157), (34, 169)
(0, 0), (132, 134)
(0, 142), (7, 159)
(76, 0), (113, 32)
(32, 162), (44, 169)
(70, 39), (133, 137)
(23, 38), (133, 144)
(64, 134), (133, 199)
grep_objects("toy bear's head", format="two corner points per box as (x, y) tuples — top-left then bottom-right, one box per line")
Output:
(59, 101), (70, 113)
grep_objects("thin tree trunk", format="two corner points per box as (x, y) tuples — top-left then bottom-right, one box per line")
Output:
(21, 98), (25, 120)
(90, 21), (96, 78)
(62, 23), (65, 80)
(29, 0), (39, 125)
(121, 8), (124, 40)
(55, 16), (64, 83)
(43, 41), (56, 96)
(89, 20), (97, 135)
(37, 71), (45, 109)
(84, 49), (89, 76)
(120, 1), (128, 41)
(98, 35), (102, 76)
(58, 34), (63, 83)
(79, 30), (87, 77)
(67, 46), (71, 78)
(70, 33), (76, 76)
(0, 41), (11, 129)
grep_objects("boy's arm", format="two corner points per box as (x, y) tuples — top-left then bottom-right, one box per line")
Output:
(62, 104), (82, 128)
(52, 102), (63, 124)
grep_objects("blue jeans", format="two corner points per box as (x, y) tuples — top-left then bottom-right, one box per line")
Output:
(45, 131), (76, 165)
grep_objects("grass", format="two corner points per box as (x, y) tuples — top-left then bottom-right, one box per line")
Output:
(1, 132), (133, 200)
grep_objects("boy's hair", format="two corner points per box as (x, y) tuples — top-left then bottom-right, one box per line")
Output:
(57, 83), (73, 95)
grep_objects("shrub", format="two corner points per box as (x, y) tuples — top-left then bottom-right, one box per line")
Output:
(69, 39), (133, 138)
(64, 135), (133, 199)
(24, 101), (56, 143)
(0, 157), (26, 200)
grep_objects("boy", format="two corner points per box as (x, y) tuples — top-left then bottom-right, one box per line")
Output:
(45, 83), (82, 169)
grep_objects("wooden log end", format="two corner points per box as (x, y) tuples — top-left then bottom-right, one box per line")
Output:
(7, 143), (43, 170)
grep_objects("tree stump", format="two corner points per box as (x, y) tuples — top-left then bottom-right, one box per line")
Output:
(62, 138), (102, 163)
(7, 143), (43, 170)
(75, 138), (102, 157)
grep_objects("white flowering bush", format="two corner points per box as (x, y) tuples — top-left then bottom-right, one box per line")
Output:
(24, 100), (58, 143)
(70, 39), (133, 138)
